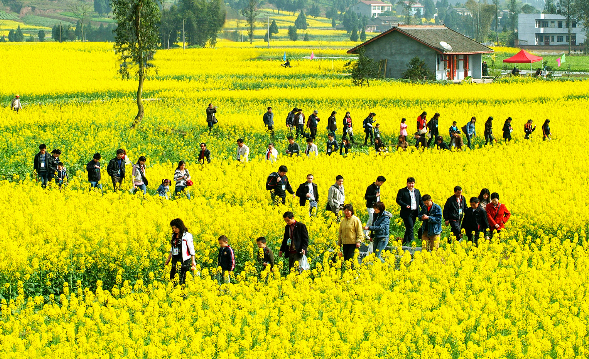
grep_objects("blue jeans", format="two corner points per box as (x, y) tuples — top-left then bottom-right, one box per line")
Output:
(89, 181), (102, 190)
(38, 172), (49, 188)
(373, 237), (389, 262)
(175, 185), (191, 199)
(132, 183), (147, 194)
(466, 133), (473, 149)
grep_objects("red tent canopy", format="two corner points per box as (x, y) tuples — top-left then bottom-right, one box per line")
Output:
(503, 50), (543, 63)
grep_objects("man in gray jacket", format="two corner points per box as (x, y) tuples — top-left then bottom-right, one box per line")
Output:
(263, 107), (274, 136)
(327, 175), (345, 222)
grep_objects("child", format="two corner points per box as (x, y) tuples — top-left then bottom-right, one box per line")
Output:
(399, 118), (408, 141)
(374, 123), (381, 140)
(461, 197), (489, 246)
(217, 235), (235, 284)
(157, 179), (171, 199)
(56, 162), (67, 189)
(396, 135), (408, 151)
(256, 237), (275, 270)
(374, 137), (387, 154)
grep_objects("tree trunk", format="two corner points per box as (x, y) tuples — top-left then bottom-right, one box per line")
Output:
(131, 69), (145, 129)
(131, 1), (144, 129)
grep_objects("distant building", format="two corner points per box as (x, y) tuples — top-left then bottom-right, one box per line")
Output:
(453, 8), (472, 16)
(365, 16), (402, 33)
(347, 25), (493, 81)
(396, 1), (425, 17)
(518, 14), (586, 46)
(351, 0), (393, 18)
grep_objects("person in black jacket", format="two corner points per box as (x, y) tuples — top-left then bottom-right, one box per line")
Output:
(502, 117), (513, 142)
(47, 149), (62, 184)
(427, 113), (440, 147)
(295, 174), (319, 216)
(33, 144), (49, 188)
(206, 103), (217, 133)
(107, 149), (126, 191)
(443, 186), (467, 242)
(266, 165), (294, 205)
(198, 143), (211, 164)
(396, 177), (424, 245)
(217, 235), (235, 284)
(461, 197), (489, 246)
(326, 133), (339, 155)
(436, 136), (449, 150)
(364, 176), (386, 239)
(86, 153), (102, 190)
(340, 138), (351, 156)
(279, 212), (309, 270)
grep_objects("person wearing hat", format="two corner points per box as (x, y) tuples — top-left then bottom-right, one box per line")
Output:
(363, 112), (376, 146)
(307, 110), (320, 140)
(327, 111), (337, 139)
(11, 95), (22, 113)
(47, 149), (62, 184)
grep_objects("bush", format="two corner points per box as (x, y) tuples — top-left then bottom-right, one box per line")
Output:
(295, 11), (307, 30)
(402, 57), (435, 81)
(288, 26), (298, 41)
(345, 47), (382, 86)
(350, 26), (358, 41)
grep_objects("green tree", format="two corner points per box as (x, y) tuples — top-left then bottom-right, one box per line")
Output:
(15, 25), (24, 42)
(288, 25), (298, 40)
(424, 0), (436, 19)
(269, 19), (279, 35)
(543, 0), (557, 13)
(331, 17), (336, 28)
(295, 10), (307, 29)
(303, 32), (309, 41)
(112, 0), (161, 129)
(7, 29), (15, 42)
(521, 4), (539, 14)
(345, 48), (381, 86)
(159, 6), (179, 49)
(399, 0), (416, 25)
(308, 3), (320, 17)
(241, 0), (259, 44)
(359, 27), (366, 41)
(38, 30), (45, 42)
(350, 26), (359, 41)
(508, 0), (520, 45)
(342, 11), (358, 33)
(180, 0), (226, 47)
(402, 56), (434, 81)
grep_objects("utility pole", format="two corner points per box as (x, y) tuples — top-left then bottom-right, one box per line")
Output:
(59, 21), (62, 42)
(567, 0), (571, 55)
(182, 19), (185, 50)
(267, 15), (270, 48)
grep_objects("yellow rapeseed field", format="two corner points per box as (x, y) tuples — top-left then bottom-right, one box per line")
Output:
(1, 42), (589, 358)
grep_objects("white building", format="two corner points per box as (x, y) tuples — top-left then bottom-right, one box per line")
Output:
(396, 1), (425, 17)
(351, 0), (393, 18)
(518, 14), (586, 46)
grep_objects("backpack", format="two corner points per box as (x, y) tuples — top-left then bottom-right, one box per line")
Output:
(266, 172), (279, 190)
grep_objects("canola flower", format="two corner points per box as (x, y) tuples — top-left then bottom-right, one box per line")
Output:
(0, 43), (588, 357)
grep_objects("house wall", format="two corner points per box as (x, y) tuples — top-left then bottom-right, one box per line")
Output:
(352, 3), (373, 19)
(361, 31), (437, 79)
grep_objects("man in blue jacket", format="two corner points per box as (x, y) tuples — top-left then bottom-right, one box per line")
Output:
(363, 201), (392, 261)
(419, 194), (443, 251)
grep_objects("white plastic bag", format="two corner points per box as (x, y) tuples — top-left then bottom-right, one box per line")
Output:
(299, 255), (310, 271)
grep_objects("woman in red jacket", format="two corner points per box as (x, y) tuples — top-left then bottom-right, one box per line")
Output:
(486, 192), (511, 240)
(416, 112), (427, 148)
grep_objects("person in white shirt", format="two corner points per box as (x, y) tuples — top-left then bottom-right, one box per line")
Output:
(295, 174), (319, 216)
(11, 94), (22, 113)
(174, 160), (191, 199)
(265, 143), (278, 163)
(236, 138), (249, 162)
(165, 218), (196, 286)
(305, 137), (318, 157)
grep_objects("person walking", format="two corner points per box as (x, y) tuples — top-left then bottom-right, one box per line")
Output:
(340, 138), (351, 156)
(486, 193), (511, 240)
(484, 116), (495, 145)
(363, 201), (391, 261)
(294, 108), (305, 139)
(363, 112), (375, 146)
(10, 94), (22, 113)
(286, 107), (297, 133)
(47, 149), (62, 185)
(174, 160), (192, 199)
(502, 117), (513, 142)
(419, 194), (443, 251)
(266, 165), (294, 205)
(107, 149), (126, 191)
(236, 138), (249, 162)
(217, 235), (235, 283)
(131, 156), (148, 195)
(33, 144), (50, 188)
(416, 112), (427, 149)
(327, 111), (337, 138)
(464, 117), (476, 149)
(304, 137), (318, 157)
(295, 173), (319, 216)
(396, 177), (423, 246)
(198, 143), (211, 164)
(256, 237), (275, 270)
(326, 133), (339, 155)
(542, 119), (551, 140)
(206, 103), (217, 133)
(307, 110), (320, 140)
(286, 135), (300, 156)
(426, 113), (440, 147)
(165, 218), (196, 286)
(338, 204), (364, 264)
(449, 121), (460, 137)
(263, 107), (274, 136)
(327, 175), (345, 221)
(443, 186), (467, 242)
(279, 212), (309, 271)
(524, 119), (536, 139)
(364, 176), (386, 240)
(399, 118), (408, 141)
(86, 153), (102, 190)
(265, 143), (278, 163)
(461, 197), (489, 246)
(342, 112), (354, 144)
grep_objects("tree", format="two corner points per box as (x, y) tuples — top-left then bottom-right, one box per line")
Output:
(180, 0), (226, 47)
(308, 3), (320, 17)
(241, 0), (258, 44)
(399, 0), (416, 25)
(342, 11), (358, 33)
(359, 27), (366, 41)
(288, 25), (298, 40)
(295, 10), (307, 29)
(423, 0), (436, 19)
(345, 48), (381, 86)
(303, 32), (309, 41)
(8, 30), (15, 42)
(350, 26), (359, 41)
(159, 6), (179, 49)
(38, 30), (45, 42)
(1, 0), (23, 13)
(15, 26), (24, 42)
(521, 4), (539, 14)
(331, 17), (336, 28)
(493, 0), (499, 44)
(70, 1), (93, 41)
(543, 0), (557, 14)
(269, 19), (279, 35)
(112, 0), (161, 129)
(508, 0), (519, 44)
(402, 56), (434, 81)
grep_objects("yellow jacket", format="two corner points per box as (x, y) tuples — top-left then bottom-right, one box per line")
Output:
(338, 215), (364, 246)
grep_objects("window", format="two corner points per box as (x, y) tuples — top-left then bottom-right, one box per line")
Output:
(573, 21), (577, 28)
(557, 36), (563, 42)
(551, 36), (555, 42)
(566, 36), (569, 42)
(538, 35), (544, 42)
(558, 21), (562, 28)
(550, 21), (555, 28)
(542, 21), (549, 27)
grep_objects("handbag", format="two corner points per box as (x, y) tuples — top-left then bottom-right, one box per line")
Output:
(186, 180), (193, 186)
(213, 117), (218, 124)
(418, 128), (427, 135)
